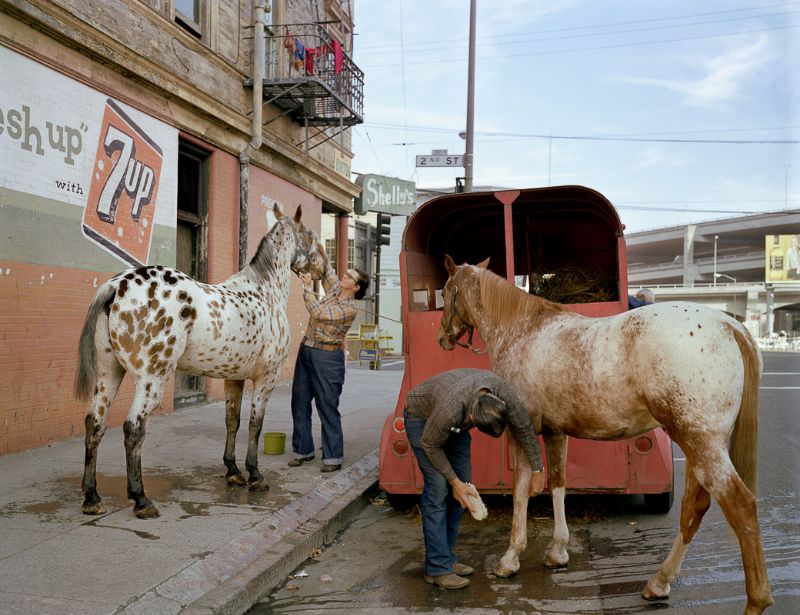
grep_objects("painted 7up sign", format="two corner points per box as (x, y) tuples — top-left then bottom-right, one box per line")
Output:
(82, 99), (164, 267)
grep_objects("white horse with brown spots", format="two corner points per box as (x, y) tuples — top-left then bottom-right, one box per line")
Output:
(437, 256), (772, 615)
(74, 204), (323, 519)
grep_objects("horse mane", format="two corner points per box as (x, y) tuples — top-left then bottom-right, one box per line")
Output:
(249, 217), (288, 277)
(477, 268), (566, 326)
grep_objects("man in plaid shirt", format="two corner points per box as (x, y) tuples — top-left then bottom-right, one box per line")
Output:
(289, 252), (370, 472)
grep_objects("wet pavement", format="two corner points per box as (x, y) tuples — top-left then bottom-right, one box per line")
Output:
(252, 489), (800, 615)
(252, 352), (800, 615)
(0, 360), (404, 615)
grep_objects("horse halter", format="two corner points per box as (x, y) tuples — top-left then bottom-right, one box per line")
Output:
(443, 268), (486, 355)
(286, 218), (312, 273)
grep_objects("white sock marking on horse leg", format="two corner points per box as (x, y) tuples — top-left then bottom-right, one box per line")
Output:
(644, 534), (687, 599)
(546, 487), (569, 567)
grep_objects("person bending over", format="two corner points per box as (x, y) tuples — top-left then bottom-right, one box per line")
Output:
(404, 368), (545, 589)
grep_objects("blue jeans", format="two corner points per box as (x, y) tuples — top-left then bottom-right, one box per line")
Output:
(404, 409), (472, 576)
(291, 344), (345, 465)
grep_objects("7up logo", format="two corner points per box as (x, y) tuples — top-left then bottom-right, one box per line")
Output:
(82, 99), (163, 267)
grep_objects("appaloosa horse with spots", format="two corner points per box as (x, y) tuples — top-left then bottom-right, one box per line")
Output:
(74, 204), (323, 519)
(437, 256), (772, 615)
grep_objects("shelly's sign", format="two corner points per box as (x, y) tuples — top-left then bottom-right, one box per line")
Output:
(82, 99), (163, 267)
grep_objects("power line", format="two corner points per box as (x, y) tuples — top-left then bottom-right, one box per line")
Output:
(357, 1), (800, 51)
(360, 23), (799, 68)
(356, 123), (800, 145)
(359, 6), (800, 56)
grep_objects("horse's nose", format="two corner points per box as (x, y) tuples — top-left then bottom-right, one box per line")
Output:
(437, 330), (454, 351)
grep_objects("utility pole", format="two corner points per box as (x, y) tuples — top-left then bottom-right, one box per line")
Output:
(463, 0), (476, 192)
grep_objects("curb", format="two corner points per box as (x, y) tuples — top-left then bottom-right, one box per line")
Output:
(117, 450), (379, 615)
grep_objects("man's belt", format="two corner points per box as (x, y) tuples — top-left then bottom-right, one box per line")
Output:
(303, 337), (344, 351)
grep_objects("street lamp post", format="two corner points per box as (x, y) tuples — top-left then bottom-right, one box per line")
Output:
(463, 0), (476, 192)
(713, 234), (719, 287)
(714, 273), (737, 284)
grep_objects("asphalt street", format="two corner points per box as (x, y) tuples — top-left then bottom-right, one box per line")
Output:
(251, 351), (800, 615)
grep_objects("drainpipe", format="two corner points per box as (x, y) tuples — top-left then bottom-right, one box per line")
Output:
(239, 0), (266, 269)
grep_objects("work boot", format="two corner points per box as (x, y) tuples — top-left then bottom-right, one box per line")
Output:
(453, 562), (474, 576)
(424, 573), (470, 589)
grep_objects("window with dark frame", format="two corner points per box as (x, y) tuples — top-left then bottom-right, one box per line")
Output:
(175, 0), (202, 38)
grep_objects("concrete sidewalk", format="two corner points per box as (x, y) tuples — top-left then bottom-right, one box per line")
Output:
(0, 359), (404, 615)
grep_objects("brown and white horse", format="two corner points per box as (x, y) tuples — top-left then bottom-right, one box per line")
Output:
(74, 204), (323, 519)
(437, 256), (772, 615)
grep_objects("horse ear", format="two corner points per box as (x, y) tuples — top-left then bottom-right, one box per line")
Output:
(294, 205), (302, 223)
(444, 254), (457, 276)
(476, 257), (490, 270)
(273, 202), (284, 219)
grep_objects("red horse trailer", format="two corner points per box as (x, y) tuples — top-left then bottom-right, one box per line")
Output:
(378, 186), (674, 511)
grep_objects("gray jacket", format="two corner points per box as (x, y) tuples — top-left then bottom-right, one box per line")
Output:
(406, 368), (544, 481)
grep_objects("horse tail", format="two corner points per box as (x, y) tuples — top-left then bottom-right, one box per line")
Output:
(74, 281), (116, 400)
(728, 323), (762, 495)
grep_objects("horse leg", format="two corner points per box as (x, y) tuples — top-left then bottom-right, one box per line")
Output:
(223, 379), (247, 486)
(644, 453), (772, 614)
(81, 350), (125, 515)
(245, 377), (275, 491)
(543, 433), (570, 568)
(495, 440), (533, 577)
(123, 376), (168, 518)
(643, 460), (710, 601)
(714, 472), (773, 614)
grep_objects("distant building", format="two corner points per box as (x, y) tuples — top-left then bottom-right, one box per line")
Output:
(626, 209), (800, 336)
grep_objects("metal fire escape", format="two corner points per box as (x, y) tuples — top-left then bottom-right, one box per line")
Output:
(246, 22), (364, 151)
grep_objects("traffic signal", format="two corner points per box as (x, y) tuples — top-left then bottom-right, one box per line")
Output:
(377, 213), (391, 246)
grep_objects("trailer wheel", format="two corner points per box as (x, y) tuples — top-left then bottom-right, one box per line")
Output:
(387, 493), (419, 511)
(644, 489), (674, 514)
(644, 464), (675, 514)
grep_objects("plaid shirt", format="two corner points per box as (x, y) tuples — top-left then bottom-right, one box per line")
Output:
(302, 267), (357, 349)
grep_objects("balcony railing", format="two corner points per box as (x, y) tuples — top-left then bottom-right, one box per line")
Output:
(259, 22), (364, 129)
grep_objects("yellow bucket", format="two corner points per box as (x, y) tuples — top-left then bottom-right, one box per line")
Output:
(263, 432), (286, 455)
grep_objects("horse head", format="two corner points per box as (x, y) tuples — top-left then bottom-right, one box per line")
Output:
(274, 204), (325, 279)
(437, 254), (490, 352)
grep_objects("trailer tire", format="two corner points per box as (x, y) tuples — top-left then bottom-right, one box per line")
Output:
(387, 493), (419, 511)
(644, 489), (674, 514)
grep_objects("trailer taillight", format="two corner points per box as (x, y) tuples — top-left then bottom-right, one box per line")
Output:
(634, 435), (653, 454)
(392, 417), (406, 433)
(392, 439), (409, 456)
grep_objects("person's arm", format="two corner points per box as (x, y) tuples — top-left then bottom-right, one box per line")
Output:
(321, 260), (340, 295)
(497, 383), (545, 493)
(420, 401), (476, 509)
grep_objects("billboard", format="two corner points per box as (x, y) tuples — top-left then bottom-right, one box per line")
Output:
(765, 234), (800, 282)
(0, 46), (178, 271)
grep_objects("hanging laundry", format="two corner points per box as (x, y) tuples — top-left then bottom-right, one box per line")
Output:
(292, 38), (305, 71)
(305, 47), (316, 75)
(332, 39), (343, 74)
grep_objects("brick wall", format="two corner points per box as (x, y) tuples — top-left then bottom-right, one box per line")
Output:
(0, 262), (174, 455)
(204, 148), (238, 401)
(248, 165), (323, 383)
(0, 152), (324, 456)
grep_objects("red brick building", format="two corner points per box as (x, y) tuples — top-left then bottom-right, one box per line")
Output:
(0, 0), (364, 454)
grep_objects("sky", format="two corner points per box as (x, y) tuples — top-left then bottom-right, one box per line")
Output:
(350, 0), (799, 233)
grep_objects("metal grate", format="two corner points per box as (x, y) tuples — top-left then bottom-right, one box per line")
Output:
(259, 22), (364, 127)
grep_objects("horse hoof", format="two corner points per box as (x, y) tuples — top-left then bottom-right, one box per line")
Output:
(642, 578), (670, 601)
(248, 479), (270, 492)
(493, 564), (517, 578)
(544, 552), (569, 569)
(226, 474), (247, 487)
(82, 501), (106, 515)
(134, 505), (160, 519)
